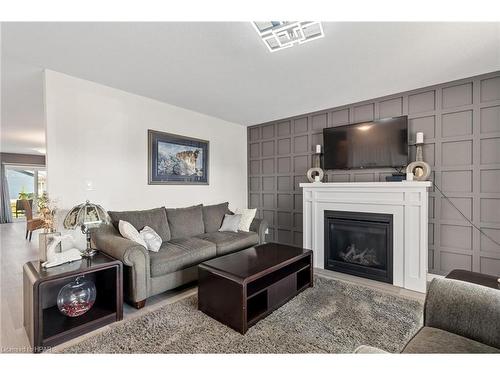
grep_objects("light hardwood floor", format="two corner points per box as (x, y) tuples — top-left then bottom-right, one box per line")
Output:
(1, 221), (424, 353)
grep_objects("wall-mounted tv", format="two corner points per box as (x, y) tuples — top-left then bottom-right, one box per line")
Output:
(323, 116), (408, 170)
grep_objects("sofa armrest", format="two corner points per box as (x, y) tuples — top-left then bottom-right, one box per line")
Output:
(250, 218), (268, 244)
(425, 278), (500, 349)
(93, 225), (150, 302)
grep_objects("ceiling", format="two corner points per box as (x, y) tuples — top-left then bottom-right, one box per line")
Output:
(2, 22), (500, 154)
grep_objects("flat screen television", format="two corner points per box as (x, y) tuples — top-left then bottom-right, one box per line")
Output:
(323, 116), (408, 170)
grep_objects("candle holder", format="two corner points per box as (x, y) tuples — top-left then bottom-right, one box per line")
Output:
(406, 136), (431, 181)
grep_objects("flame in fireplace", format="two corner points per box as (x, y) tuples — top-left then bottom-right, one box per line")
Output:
(339, 244), (381, 266)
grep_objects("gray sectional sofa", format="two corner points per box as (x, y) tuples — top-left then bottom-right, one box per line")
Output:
(93, 202), (268, 308)
(356, 278), (500, 353)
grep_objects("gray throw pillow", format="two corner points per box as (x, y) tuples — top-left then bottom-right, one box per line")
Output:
(218, 214), (242, 233)
(202, 202), (230, 233)
(166, 204), (205, 239)
(108, 207), (170, 242)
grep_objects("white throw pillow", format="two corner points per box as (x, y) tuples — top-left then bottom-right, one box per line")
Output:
(218, 214), (242, 233)
(140, 226), (162, 252)
(118, 220), (147, 248)
(234, 208), (257, 232)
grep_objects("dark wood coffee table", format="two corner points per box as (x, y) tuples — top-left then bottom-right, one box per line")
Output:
(198, 243), (313, 334)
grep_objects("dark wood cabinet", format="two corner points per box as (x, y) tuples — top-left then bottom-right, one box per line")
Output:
(23, 254), (123, 352)
(198, 243), (313, 334)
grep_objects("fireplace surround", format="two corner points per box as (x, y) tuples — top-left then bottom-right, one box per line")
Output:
(300, 181), (431, 292)
(324, 210), (393, 284)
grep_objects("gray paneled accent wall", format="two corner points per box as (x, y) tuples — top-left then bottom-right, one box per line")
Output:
(248, 71), (500, 275)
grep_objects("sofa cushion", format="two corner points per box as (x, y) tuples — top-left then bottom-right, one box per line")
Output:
(109, 207), (170, 242)
(202, 202), (230, 233)
(166, 204), (205, 239)
(196, 231), (259, 256)
(402, 327), (500, 353)
(149, 237), (216, 277)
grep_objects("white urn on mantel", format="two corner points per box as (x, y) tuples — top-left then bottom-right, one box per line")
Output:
(300, 181), (432, 293)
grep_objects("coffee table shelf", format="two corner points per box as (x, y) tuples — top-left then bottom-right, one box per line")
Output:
(198, 243), (313, 334)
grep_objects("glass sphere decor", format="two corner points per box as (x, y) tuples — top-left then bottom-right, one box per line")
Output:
(57, 276), (97, 317)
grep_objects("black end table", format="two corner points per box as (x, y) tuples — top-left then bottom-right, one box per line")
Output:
(446, 269), (500, 290)
(23, 253), (123, 352)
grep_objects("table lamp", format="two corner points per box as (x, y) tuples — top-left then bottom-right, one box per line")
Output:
(63, 200), (110, 257)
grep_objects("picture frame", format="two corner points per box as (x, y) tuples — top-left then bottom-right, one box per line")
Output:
(148, 129), (209, 185)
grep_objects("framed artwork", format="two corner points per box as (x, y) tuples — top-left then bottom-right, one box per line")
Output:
(148, 129), (209, 185)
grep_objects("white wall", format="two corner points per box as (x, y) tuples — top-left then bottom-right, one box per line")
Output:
(45, 70), (247, 240)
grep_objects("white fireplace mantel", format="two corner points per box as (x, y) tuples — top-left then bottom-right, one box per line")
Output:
(300, 181), (432, 293)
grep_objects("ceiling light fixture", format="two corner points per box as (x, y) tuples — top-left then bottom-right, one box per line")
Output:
(252, 21), (324, 52)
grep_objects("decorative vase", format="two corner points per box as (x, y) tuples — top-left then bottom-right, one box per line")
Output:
(57, 276), (97, 317)
(38, 231), (61, 262)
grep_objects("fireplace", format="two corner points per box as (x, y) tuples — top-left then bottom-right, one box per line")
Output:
(324, 210), (393, 284)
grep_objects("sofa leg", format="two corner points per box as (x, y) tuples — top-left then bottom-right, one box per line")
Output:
(132, 300), (146, 309)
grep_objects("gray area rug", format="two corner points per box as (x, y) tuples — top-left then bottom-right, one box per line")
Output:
(60, 276), (423, 353)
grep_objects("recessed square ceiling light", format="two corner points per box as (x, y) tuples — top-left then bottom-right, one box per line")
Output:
(252, 21), (324, 52)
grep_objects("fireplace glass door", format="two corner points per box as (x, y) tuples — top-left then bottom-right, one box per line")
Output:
(324, 211), (393, 284)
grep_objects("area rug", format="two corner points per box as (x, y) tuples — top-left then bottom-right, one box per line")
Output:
(60, 276), (423, 353)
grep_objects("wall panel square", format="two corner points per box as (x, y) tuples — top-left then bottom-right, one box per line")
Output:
(442, 140), (472, 166)
(262, 193), (275, 209)
(331, 109), (349, 125)
(294, 135), (308, 153)
(249, 193), (260, 208)
(480, 198), (500, 223)
(277, 157), (291, 173)
(277, 211), (292, 227)
(480, 228), (500, 253)
(277, 121), (291, 136)
(250, 160), (260, 175)
(277, 176), (292, 191)
(480, 169), (500, 193)
(278, 229), (292, 244)
(441, 197), (472, 221)
(312, 113), (327, 130)
(441, 170), (472, 192)
(429, 223), (434, 245)
(480, 77), (500, 102)
(329, 174), (350, 182)
(311, 132), (323, 148)
(261, 140), (275, 157)
(249, 127), (260, 141)
(294, 213), (303, 228)
(262, 124), (275, 139)
(442, 110), (473, 137)
(278, 138), (291, 155)
(294, 117), (308, 133)
(428, 197), (435, 218)
(249, 177), (260, 191)
(277, 194), (293, 210)
(262, 158), (275, 174)
(480, 106), (500, 134)
(379, 97), (403, 118)
(249, 143), (260, 158)
(441, 224), (472, 250)
(262, 176), (275, 191)
(480, 138), (500, 164)
(409, 90), (435, 114)
(442, 83), (472, 108)
(353, 103), (374, 122)
(293, 155), (308, 173)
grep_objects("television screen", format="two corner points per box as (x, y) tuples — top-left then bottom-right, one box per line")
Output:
(323, 116), (408, 170)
